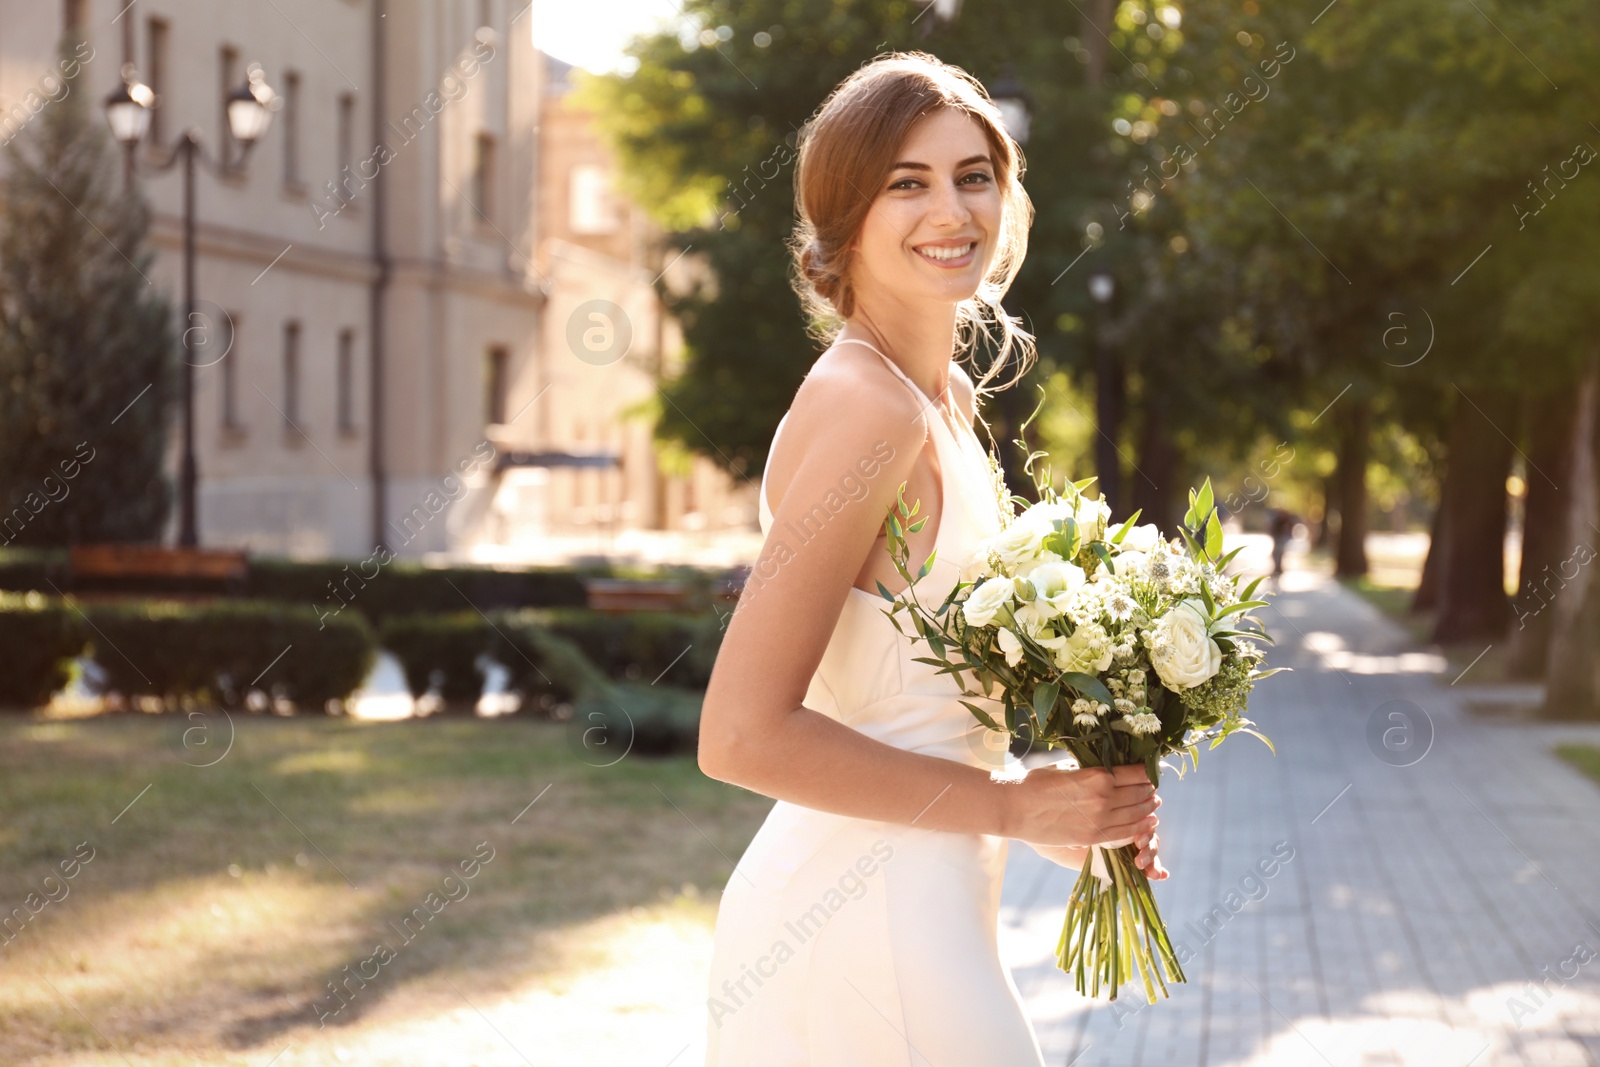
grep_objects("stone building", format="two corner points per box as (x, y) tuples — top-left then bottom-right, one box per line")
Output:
(0, 0), (751, 562)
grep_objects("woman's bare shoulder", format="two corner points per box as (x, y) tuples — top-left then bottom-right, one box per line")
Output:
(784, 345), (930, 453)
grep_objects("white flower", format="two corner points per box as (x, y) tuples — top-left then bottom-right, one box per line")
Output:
(1059, 624), (1114, 674)
(1017, 559), (1087, 621)
(995, 626), (1025, 667)
(1127, 711), (1163, 735)
(1073, 712), (1099, 728)
(1146, 599), (1222, 689)
(1105, 587), (1136, 622)
(1111, 549), (1147, 577)
(980, 517), (1051, 571)
(1119, 522), (1163, 553)
(1074, 496), (1112, 543)
(961, 575), (1015, 628)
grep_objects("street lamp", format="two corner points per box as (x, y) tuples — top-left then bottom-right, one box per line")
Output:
(1089, 272), (1122, 515)
(104, 62), (278, 548)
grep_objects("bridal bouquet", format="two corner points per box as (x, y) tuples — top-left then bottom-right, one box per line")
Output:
(874, 434), (1284, 1003)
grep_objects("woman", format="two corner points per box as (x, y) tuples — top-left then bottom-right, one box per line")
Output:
(698, 51), (1165, 1065)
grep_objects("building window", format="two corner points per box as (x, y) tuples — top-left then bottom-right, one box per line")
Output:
(337, 329), (357, 433)
(221, 312), (241, 431)
(473, 132), (497, 226)
(63, 0), (85, 34)
(146, 18), (169, 146)
(478, 0), (493, 30)
(282, 321), (301, 428)
(569, 164), (618, 234)
(485, 346), (509, 425)
(337, 93), (356, 202)
(282, 70), (302, 187)
(219, 45), (241, 165)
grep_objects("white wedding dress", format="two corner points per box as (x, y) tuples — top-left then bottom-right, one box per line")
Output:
(704, 339), (1047, 1066)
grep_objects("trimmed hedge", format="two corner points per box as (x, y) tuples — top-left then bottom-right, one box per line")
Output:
(84, 599), (376, 711)
(0, 551), (743, 629)
(0, 591), (88, 710)
(535, 607), (725, 688)
(487, 612), (611, 717)
(571, 680), (703, 758)
(247, 557), (597, 626)
(377, 612), (494, 714)
(0, 550), (601, 625)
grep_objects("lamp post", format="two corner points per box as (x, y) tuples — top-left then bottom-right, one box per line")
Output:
(1089, 271), (1123, 515)
(988, 64), (1032, 149)
(104, 63), (278, 548)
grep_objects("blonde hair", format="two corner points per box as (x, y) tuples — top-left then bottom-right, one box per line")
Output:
(786, 50), (1038, 401)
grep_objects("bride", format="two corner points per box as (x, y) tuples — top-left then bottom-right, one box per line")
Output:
(698, 51), (1165, 1065)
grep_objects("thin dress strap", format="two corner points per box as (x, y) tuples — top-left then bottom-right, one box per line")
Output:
(832, 337), (949, 419)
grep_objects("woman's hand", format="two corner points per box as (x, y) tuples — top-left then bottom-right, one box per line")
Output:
(1134, 824), (1168, 880)
(1026, 824), (1168, 880)
(1002, 761), (1160, 849)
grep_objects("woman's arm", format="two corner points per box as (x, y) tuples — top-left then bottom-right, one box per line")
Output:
(698, 362), (1158, 848)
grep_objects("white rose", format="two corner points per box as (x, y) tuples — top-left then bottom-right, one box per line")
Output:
(961, 575), (1016, 628)
(1119, 523), (1162, 553)
(1147, 599), (1222, 689)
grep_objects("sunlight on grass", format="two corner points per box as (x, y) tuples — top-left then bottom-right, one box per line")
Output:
(0, 714), (769, 1066)
(272, 747), (373, 776)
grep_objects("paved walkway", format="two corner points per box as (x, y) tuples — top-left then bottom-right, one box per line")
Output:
(1003, 559), (1600, 1066)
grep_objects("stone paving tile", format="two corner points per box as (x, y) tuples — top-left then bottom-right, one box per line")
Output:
(1003, 569), (1600, 1067)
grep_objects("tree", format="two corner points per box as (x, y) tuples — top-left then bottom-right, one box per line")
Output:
(0, 39), (176, 546)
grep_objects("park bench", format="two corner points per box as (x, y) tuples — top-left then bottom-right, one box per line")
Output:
(68, 543), (250, 593)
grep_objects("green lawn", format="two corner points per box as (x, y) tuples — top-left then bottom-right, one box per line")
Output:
(1556, 743), (1600, 789)
(0, 710), (771, 1065)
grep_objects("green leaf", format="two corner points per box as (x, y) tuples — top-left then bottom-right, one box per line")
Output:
(1194, 477), (1214, 521)
(916, 549), (937, 580)
(1060, 671), (1113, 706)
(1238, 727), (1276, 754)
(960, 700), (1001, 731)
(874, 579), (895, 602)
(1108, 508), (1144, 544)
(1091, 541), (1115, 574)
(1033, 680), (1060, 724)
(1204, 510), (1223, 560)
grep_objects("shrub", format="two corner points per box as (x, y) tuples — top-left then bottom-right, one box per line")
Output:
(84, 599), (375, 711)
(570, 681), (703, 758)
(0, 591), (88, 709)
(537, 608), (725, 688)
(247, 558), (597, 627)
(377, 612), (496, 715)
(488, 611), (611, 717)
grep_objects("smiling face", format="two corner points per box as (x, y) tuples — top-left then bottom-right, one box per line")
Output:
(848, 107), (1004, 308)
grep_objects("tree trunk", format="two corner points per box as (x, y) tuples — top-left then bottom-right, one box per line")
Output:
(1412, 469), (1449, 613)
(1431, 385), (1515, 644)
(1333, 398), (1370, 578)
(1314, 473), (1335, 551)
(1542, 353), (1600, 718)
(1129, 412), (1179, 534)
(1507, 377), (1585, 677)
